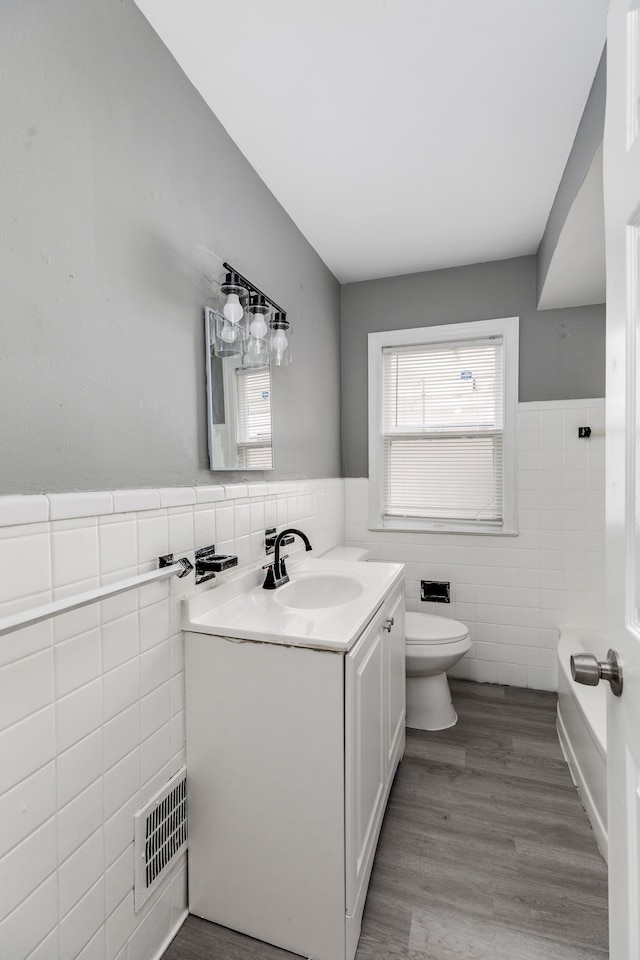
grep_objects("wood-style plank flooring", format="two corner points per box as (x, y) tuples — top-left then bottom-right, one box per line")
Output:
(163, 680), (609, 960)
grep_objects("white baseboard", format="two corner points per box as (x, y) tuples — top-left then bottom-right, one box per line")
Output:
(150, 908), (189, 960)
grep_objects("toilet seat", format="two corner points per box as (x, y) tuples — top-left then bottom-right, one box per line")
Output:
(405, 612), (469, 644)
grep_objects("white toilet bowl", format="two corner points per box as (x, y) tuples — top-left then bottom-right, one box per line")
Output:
(405, 612), (471, 731)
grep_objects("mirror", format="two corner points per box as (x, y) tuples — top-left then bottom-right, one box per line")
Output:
(205, 308), (274, 470)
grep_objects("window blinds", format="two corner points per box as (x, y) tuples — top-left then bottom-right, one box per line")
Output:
(382, 337), (504, 524)
(235, 366), (273, 469)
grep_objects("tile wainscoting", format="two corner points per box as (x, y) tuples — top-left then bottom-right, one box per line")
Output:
(0, 399), (605, 959)
(345, 399), (606, 692)
(0, 479), (344, 960)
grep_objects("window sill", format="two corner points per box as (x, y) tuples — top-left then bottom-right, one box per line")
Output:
(369, 521), (519, 537)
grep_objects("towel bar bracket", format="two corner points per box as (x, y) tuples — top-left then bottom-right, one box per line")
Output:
(159, 554), (194, 578)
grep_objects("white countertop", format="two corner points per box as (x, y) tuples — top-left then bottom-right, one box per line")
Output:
(183, 557), (404, 652)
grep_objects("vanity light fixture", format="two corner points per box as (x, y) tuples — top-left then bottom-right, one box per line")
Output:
(210, 262), (292, 366)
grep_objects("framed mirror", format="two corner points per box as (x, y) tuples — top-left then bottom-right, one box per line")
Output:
(205, 308), (274, 470)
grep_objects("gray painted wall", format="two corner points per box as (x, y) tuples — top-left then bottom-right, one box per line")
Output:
(537, 48), (606, 301)
(341, 256), (605, 477)
(0, 0), (341, 495)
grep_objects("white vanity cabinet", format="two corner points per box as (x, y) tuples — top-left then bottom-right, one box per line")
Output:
(184, 580), (405, 960)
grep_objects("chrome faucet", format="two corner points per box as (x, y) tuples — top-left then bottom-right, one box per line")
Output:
(262, 528), (312, 589)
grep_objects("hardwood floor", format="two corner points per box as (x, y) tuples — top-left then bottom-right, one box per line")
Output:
(163, 680), (609, 960)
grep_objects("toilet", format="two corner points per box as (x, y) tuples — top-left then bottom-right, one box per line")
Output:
(405, 612), (471, 730)
(322, 547), (471, 731)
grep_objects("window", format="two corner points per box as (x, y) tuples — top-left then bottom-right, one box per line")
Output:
(235, 366), (273, 469)
(368, 317), (518, 534)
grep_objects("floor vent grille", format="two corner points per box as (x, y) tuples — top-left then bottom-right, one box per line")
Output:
(134, 767), (188, 912)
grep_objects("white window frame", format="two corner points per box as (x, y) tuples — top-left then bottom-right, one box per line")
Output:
(368, 317), (519, 535)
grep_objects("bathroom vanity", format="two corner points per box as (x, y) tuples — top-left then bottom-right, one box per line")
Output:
(183, 557), (405, 960)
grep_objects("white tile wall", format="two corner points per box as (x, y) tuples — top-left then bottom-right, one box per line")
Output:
(0, 478), (344, 960)
(345, 399), (606, 692)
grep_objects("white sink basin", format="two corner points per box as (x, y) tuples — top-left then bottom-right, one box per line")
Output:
(183, 556), (405, 651)
(273, 572), (364, 610)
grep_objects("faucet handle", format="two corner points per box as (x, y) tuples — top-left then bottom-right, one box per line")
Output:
(262, 555), (287, 568)
(262, 562), (279, 590)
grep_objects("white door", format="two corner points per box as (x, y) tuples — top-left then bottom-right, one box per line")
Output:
(605, 2), (640, 955)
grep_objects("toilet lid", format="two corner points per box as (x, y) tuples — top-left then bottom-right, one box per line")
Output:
(405, 612), (469, 644)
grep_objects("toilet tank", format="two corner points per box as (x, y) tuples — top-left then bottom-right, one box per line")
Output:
(321, 546), (370, 562)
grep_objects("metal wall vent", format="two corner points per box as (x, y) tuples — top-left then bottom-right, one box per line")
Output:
(134, 767), (188, 912)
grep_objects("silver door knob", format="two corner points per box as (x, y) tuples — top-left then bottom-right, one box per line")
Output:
(570, 648), (623, 697)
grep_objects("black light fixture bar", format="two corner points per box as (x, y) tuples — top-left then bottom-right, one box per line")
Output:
(223, 262), (287, 319)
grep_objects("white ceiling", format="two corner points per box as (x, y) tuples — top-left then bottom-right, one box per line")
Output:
(134, 0), (608, 284)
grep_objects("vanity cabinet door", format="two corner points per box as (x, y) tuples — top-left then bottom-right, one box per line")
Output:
(344, 611), (385, 917)
(384, 588), (406, 777)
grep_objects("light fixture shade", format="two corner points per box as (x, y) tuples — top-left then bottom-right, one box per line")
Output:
(211, 308), (244, 358)
(246, 294), (272, 341)
(242, 328), (270, 367)
(219, 272), (249, 327)
(242, 345), (270, 368)
(270, 312), (292, 366)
